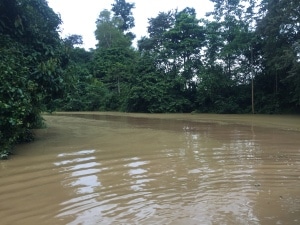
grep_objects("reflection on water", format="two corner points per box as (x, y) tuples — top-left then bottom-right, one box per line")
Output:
(1, 114), (300, 225)
(55, 150), (101, 195)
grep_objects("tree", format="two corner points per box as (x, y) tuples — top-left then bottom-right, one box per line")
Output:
(93, 9), (136, 109)
(138, 8), (204, 112)
(53, 44), (110, 111)
(126, 53), (191, 113)
(138, 10), (176, 74)
(0, 0), (65, 158)
(194, 0), (259, 113)
(64, 34), (83, 47)
(139, 11), (175, 52)
(256, 0), (300, 111)
(164, 8), (205, 90)
(111, 0), (135, 40)
(95, 9), (131, 49)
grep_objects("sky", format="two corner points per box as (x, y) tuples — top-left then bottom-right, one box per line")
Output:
(47, 0), (214, 49)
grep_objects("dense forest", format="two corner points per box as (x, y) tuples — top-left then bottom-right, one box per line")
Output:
(1, 0), (300, 158)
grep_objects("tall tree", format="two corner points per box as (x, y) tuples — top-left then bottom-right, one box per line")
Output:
(164, 8), (205, 89)
(111, 0), (135, 40)
(197, 0), (258, 113)
(138, 8), (205, 112)
(138, 10), (175, 73)
(256, 0), (300, 110)
(94, 9), (136, 108)
(95, 9), (130, 49)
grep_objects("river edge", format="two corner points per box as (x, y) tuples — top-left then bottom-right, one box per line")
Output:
(48, 112), (300, 132)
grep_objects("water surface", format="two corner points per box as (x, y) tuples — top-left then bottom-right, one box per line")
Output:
(1, 113), (300, 225)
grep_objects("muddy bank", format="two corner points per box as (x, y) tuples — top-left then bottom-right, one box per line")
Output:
(51, 112), (300, 131)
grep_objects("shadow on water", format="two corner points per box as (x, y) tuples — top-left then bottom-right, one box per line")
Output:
(1, 113), (300, 225)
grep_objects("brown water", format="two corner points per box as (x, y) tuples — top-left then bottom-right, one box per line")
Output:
(1, 113), (300, 225)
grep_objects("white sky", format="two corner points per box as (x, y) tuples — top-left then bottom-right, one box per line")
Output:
(47, 0), (214, 49)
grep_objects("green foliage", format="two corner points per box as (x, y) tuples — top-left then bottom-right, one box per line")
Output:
(163, 8), (205, 87)
(125, 54), (192, 113)
(53, 45), (112, 111)
(93, 9), (138, 110)
(256, 0), (300, 111)
(0, 0), (65, 158)
(57, 78), (111, 111)
(0, 41), (32, 156)
(64, 34), (83, 47)
(95, 10), (131, 48)
(111, 0), (135, 33)
(52, 1), (300, 116)
(90, 3), (300, 114)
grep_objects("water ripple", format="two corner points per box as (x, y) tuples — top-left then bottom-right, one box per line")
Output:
(2, 115), (299, 225)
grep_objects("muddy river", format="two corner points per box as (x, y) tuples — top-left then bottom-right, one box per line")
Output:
(1, 113), (300, 225)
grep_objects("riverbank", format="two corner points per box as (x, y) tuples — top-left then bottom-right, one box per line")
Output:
(50, 112), (300, 132)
